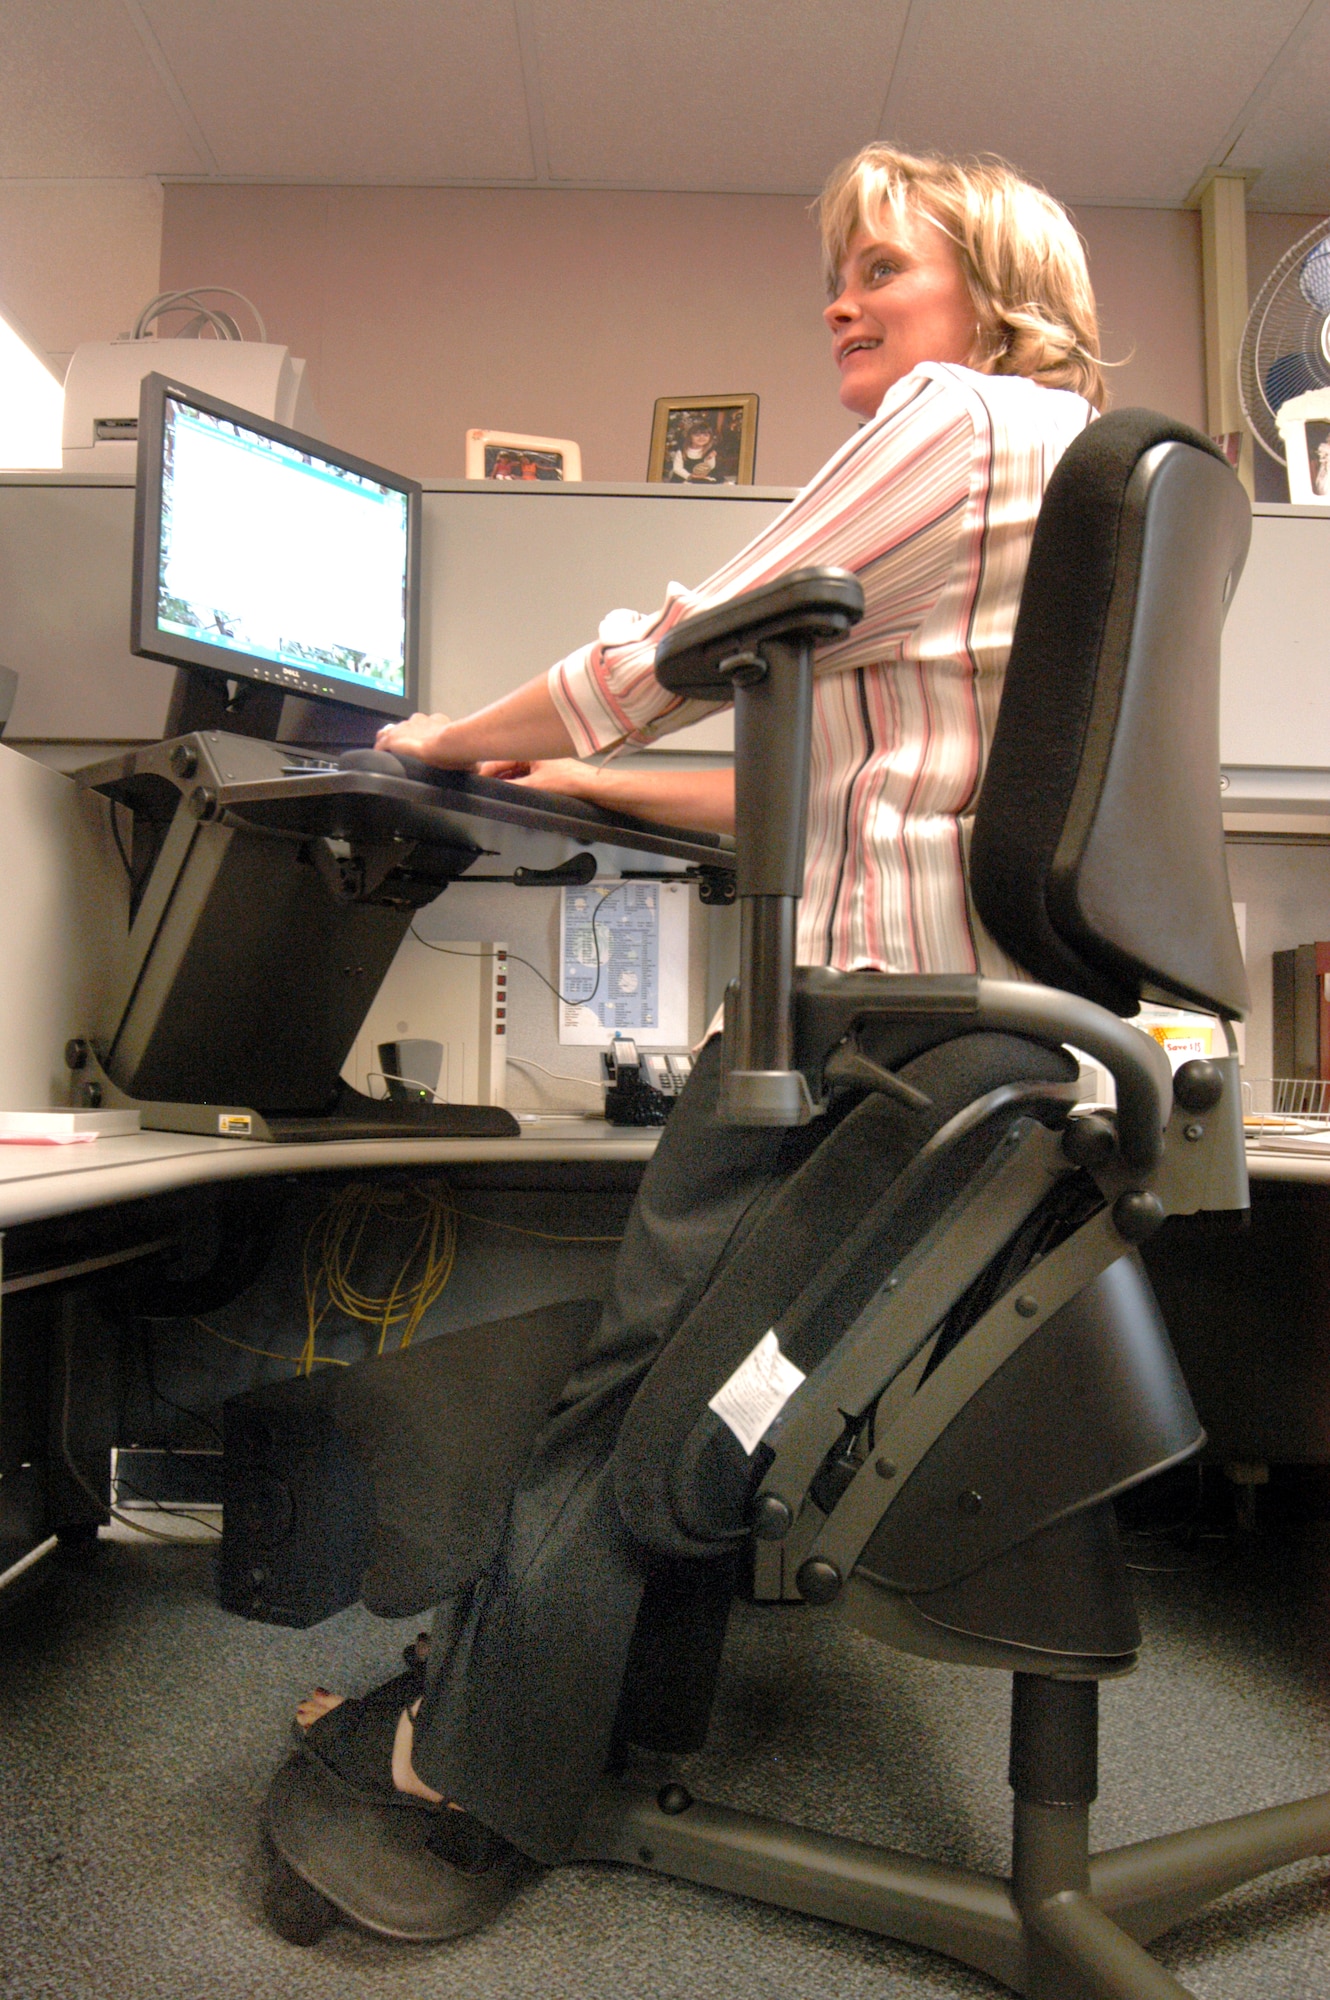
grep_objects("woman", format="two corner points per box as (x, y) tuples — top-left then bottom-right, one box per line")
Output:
(377, 149), (1101, 979)
(292, 142), (1106, 1915)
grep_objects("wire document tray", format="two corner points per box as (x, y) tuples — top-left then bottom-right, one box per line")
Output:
(1243, 1077), (1330, 1148)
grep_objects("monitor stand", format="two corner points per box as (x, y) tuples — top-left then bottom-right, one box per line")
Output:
(163, 669), (385, 751)
(77, 714), (519, 1142)
(164, 666), (284, 741)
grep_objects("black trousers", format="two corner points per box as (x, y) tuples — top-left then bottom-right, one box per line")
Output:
(409, 1036), (829, 1863)
(409, 1026), (1071, 1863)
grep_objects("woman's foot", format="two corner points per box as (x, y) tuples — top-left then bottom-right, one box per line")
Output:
(295, 1641), (443, 1805)
(294, 1631), (429, 1730)
(295, 1687), (344, 1730)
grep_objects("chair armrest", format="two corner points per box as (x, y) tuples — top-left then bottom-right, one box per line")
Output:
(653, 567), (864, 698)
(967, 981), (1173, 1170)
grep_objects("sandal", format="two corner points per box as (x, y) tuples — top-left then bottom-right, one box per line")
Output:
(297, 1666), (513, 1874)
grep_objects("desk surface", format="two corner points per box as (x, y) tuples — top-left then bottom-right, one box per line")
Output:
(0, 1118), (660, 1229)
(0, 1121), (1317, 1231)
(1237, 1145), (1330, 1185)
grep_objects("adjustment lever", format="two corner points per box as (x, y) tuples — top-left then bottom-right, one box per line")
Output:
(455, 853), (599, 887)
(823, 1042), (933, 1111)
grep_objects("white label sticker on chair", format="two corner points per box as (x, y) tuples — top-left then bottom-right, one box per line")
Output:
(708, 1330), (806, 1456)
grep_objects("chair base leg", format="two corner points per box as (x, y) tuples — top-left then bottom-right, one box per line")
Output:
(1090, 1791), (1330, 1944)
(571, 1774), (1330, 1999)
(572, 1775), (1024, 1990)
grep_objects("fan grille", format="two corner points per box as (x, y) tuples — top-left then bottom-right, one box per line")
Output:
(1239, 218), (1330, 464)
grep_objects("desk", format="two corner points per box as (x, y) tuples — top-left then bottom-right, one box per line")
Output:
(0, 1119), (659, 1231)
(1143, 1143), (1330, 1469)
(0, 1122), (661, 1599)
(0, 1119), (1310, 1227)
(1230, 1145), (1330, 1184)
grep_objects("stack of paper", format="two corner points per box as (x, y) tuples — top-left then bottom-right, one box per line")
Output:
(0, 1109), (141, 1145)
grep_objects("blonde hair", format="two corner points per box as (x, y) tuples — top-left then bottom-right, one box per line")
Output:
(818, 145), (1106, 411)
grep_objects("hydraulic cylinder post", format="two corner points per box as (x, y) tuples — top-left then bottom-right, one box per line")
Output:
(720, 633), (815, 1124)
(1009, 1675), (1099, 2000)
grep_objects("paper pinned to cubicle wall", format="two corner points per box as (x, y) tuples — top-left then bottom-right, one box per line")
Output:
(559, 880), (689, 1047)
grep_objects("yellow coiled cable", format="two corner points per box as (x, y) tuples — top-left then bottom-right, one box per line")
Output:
(299, 1181), (459, 1373)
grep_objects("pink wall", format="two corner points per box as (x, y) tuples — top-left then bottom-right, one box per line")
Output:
(1072, 207), (1204, 428)
(161, 187), (849, 484)
(1247, 211), (1326, 296)
(160, 185), (1306, 486)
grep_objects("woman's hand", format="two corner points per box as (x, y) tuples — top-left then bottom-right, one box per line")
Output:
(373, 685), (732, 833)
(376, 712), (471, 766)
(481, 757), (735, 835)
(375, 678), (578, 769)
(477, 756), (607, 799)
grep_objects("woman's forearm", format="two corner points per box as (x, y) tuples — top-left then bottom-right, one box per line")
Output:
(503, 759), (735, 835)
(376, 674), (576, 767)
(374, 671), (734, 834)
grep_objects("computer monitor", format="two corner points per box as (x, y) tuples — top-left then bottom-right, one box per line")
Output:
(132, 372), (420, 740)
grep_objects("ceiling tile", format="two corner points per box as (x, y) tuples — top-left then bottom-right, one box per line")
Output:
(3, 0), (1327, 209)
(1225, 5), (1330, 212)
(885, 0), (1307, 206)
(531, 0), (911, 190)
(140, 0), (535, 180)
(0, 0), (203, 176)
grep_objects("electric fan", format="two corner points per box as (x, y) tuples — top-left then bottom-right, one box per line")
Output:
(1238, 218), (1330, 497)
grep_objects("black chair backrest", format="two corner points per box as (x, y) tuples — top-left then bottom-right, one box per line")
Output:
(969, 410), (1251, 1019)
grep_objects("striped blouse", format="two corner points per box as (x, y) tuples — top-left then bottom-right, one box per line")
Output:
(549, 363), (1095, 978)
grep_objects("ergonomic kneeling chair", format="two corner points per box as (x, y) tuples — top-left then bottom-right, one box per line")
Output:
(265, 412), (1330, 1995)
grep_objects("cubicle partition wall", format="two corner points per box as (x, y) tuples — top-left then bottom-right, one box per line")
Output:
(1219, 503), (1330, 811)
(0, 474), (789, 1107)
(4, 467), (1327, 773)
(0, 473), (794, 757)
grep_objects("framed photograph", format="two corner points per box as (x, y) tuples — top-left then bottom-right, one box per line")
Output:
(1274, 387), (1330, 504)
(465, 429), (582, 482)
(647, 394), (759, 485)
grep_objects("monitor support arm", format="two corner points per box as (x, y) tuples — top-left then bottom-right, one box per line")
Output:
(163, 665), (286, 742)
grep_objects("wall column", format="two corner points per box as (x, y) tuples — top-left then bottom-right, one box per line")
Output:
(1198, 170), (1254, 498)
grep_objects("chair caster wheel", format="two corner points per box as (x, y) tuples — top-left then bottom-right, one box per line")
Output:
(263, 1846), (338, 1946)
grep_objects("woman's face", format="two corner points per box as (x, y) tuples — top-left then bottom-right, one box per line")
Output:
(825, 207), (980, 420)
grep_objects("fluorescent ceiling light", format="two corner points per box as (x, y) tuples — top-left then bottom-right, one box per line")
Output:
(0, 309), (63, 470)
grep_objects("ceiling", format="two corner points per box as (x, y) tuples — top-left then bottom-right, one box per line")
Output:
(2, 0), (1329, 211)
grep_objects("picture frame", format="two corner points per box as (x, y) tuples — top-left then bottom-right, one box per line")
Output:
(465, 429), (582, 482)
(647, 394), (759, 485)
(1274, 387), (1330, 504)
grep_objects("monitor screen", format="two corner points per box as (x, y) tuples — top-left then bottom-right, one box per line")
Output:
(132, 373), (419, 722)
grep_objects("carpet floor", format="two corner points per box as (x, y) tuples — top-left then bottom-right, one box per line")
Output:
(1, 1520), (1328, 1999)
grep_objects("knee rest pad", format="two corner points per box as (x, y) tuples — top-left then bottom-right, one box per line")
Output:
(220, 1299), (599, 1625)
